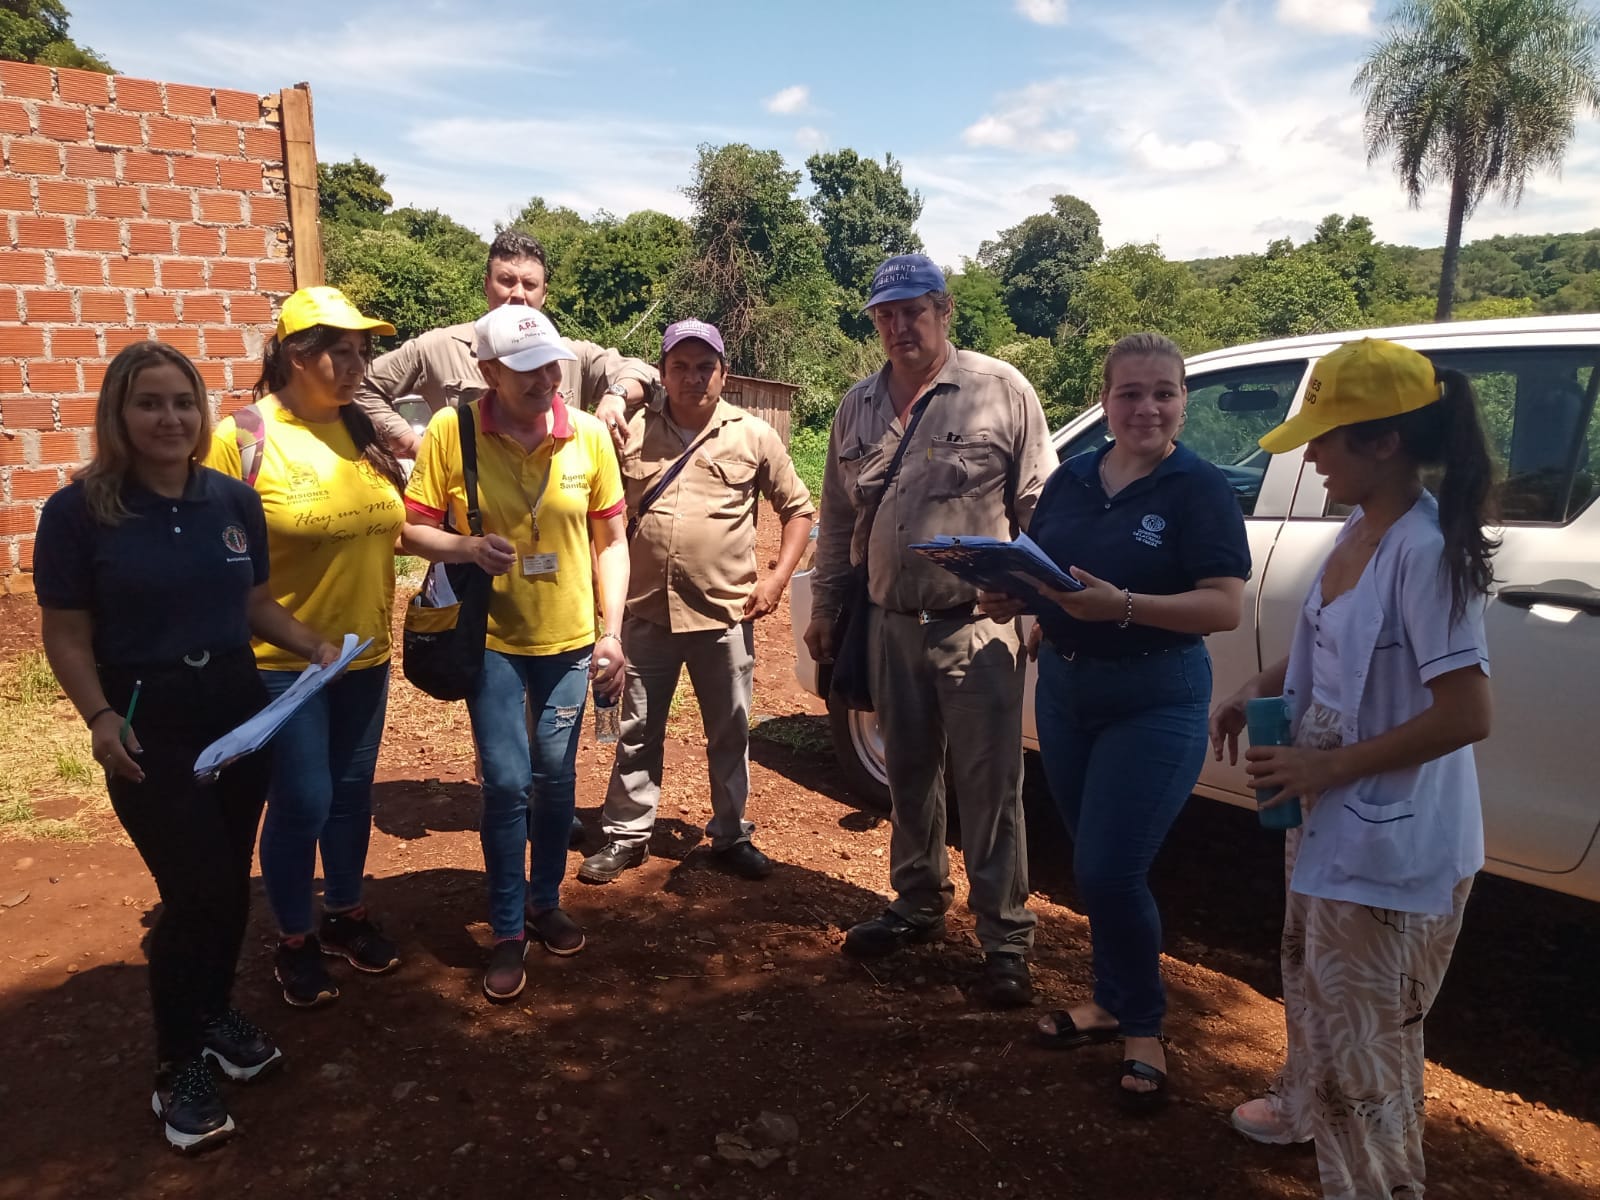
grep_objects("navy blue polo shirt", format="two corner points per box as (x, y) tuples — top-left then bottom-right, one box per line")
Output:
(35, 467), (269, 667)
(1028, 441), (1250, 657)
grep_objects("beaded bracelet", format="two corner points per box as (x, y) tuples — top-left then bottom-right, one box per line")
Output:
(1117, 589), (1134, 630)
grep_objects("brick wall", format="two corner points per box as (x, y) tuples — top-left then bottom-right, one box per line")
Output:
(0, 61), (297, 593)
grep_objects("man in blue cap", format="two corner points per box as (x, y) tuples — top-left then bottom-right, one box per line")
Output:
(803, 254), (1055, 1007)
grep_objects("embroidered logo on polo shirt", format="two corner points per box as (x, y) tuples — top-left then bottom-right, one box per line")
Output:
(1133, 513), (1166, 548)
(222, 525), (248, 554)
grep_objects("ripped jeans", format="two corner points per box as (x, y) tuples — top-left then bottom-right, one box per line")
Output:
(465, 647), (591, 938)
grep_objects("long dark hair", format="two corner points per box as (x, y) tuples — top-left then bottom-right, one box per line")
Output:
(1344, 367), (1499, 621)
(254, 327), (407, 493)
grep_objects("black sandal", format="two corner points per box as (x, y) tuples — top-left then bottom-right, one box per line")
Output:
(1035, 1010), (1121, 1050)
(1116, 1058), (1169, 1113)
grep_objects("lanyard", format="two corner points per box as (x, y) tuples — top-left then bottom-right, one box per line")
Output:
(512, 446), (556, 544)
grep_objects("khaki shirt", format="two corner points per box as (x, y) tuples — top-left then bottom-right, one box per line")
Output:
(623, 394), (815, 633)
(810, 343), (1055, 622)
(354, 320), (658, 446)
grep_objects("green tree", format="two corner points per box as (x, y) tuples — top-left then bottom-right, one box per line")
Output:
(946, 260), (1017, 353)
(1228, 249), (1363, 340)
(978, 194), (1104, 337)
(1308, 214), (1399, 312)
(1355, 0), (1600, 319)
(325, 225), (484, 346)
(805, 149), (923, 336)
(505, 196), (591, 284)
(0, 1), (110, 71)
(558, 210), (691, 355)
(317, 157), (392, 228)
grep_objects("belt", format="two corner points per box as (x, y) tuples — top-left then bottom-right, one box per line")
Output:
(1051, 641), (1198, 663)
(891, 602), (981, 626)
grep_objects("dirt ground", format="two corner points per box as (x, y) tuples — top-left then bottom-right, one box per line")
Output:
(1, 522), (1597, 1200)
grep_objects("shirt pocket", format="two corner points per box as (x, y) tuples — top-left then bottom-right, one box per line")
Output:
(1327, 796), (1434, 892)
(700, 455), (758, 519)
(926, 432), (1002, 501)
(443, 379), (487, 410)
(842, 440), (886, 508)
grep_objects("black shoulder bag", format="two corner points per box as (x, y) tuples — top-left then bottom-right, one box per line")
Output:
(402, 404), (493, 701)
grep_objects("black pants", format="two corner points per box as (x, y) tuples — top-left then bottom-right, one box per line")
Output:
(102, 649), (270, 1065)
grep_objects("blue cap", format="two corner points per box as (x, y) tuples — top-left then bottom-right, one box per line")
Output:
(864, 253), (946, 310)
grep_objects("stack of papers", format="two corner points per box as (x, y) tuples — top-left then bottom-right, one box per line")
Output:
(193, 633), (372, 780)
(909, 532), (1083, 614)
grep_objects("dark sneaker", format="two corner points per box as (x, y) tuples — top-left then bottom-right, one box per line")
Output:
(201, 1009), (283, 1082)
(710, 841), (774, 880)
(274, 935), (339, 1008)
(152, 1055), (234, 1153)
(483, 936), (529, 1002)
(320, 908), (401, 974)
(569, 815), (585, 847)
(577, 840), (649, 884)
(527, 906), (586, 956)
(842, 910), (945, 960)
(975, 952), (1034, 1009)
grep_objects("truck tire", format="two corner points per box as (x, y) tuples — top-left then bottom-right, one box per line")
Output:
(826, 695), (892, 811)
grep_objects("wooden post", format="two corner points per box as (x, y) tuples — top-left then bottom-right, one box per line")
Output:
(279, 82), (324, 288)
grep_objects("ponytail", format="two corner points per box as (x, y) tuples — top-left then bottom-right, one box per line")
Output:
(254, 326), (408, 495)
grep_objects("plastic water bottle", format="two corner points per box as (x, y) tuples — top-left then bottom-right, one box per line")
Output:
(1245, 696), (1301, 830)
(593, 657), (620, 744)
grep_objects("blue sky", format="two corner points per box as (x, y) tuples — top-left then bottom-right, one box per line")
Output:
(69, 0), (1600, 262)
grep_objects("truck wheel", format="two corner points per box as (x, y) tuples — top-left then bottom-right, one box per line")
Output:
(827, 695), (892, 811)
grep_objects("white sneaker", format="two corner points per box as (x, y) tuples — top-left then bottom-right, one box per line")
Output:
(1230, 1098), (1308, 1145)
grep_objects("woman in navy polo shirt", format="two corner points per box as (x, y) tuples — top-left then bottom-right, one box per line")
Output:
(979, 332), (1249, 1112)
(35, 342), (337, 1152)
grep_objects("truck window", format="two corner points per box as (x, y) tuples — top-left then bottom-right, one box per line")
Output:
(1181, 361), (1306, 515)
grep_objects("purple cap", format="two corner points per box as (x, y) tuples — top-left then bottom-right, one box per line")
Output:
(864, 253), (946, 310)
(661, 318), (725, 357)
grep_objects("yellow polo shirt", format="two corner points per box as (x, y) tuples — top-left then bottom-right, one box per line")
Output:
(405, 393), (624, 657)
(209, 396), (406, 672)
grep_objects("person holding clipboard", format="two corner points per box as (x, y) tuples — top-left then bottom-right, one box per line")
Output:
(35, 342), (338, 1152)
(977, 332), (1249, 1113)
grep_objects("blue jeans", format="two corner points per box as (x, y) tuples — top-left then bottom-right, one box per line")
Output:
(1035, 642), (1211, 1038)
(258, 663), (390, 937)
(467, 647), (590, 939)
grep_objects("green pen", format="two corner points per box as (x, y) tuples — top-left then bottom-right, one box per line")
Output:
(119, 679), (142, 746)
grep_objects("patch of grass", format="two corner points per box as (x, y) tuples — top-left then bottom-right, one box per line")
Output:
(789, 425), (828, 501)
(55, 748), (95, 786)
(395, 554), (426, 586)
(0, 655), (114, 843)
(750, 713), (831, 756)
(12, 650), (59, 708)
(0, 794), (37, 827)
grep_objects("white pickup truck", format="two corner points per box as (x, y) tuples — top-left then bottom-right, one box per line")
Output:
(788, 314), (1600, 905)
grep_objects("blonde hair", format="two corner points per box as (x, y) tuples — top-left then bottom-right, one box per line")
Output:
(74, 342), (212, 525)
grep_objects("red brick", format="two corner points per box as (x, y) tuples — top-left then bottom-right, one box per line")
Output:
(17, 538), (35, 571)
(213, 89), (260, 123)
(23, 290), (74, 321)
(8, 140), (62, 175)
(0, 289), (16, 322)
(152, 326), (200, 355)
(3, 395), (52, 425)
(56, 396), (96, 426)
(36, 105), (89, 142)
(256, 260), (293, 292)
(50, 328), (100, 358)
(250, 195), (289, 227)
(134, 294), (178, 323)
(73, 217), (121, 251)
(196, 360), (229, 390)
(0, 326), (45, 355)
(242, 126), (281, 160)
(202, 326), (246, 358)
(181, 294), (226, 324)
(0, 429), (25, 463)
(80, 361), (107, 394)
(53, 254), (104, 286)
(171, 156), (218, 188)
(63, 145), (117, 179)
(128, 222), (172, 254)
(112, 77), (164, 112)
(0, 99), (30, 134)
(222, 228), (268, 258)
(197, 191), (242, 224)
(146, 116), (193, 153)
(145, 187), (192, 221)
(92, 183), (143, 218)
(56, 68), (110, 107)
(121, 151), (169, 184)
(0, 61), (55, 101)
(10, 468), (64, 501)
(39, 431), (86, 462)
(91, 109), (143, 147)
(0, 506), (40, 536)
(0, 177), (32, 210)
(195, 123), (240, 155)
(29, 360), (80, 391)
(207, 259), (250, 289)
(80, 290), (129, 322)
(103, 328), (147, 354)
(107, 257), (156, 288)
(226, 292), (272, 325)
(157, 257), (204, 288)
(0, 252), (46, 284)
(164, 84), (212, 118)
(15, 214), (69, 248)
(38, 179), (89, 214)
(216, 159), (263, 192)
(176, 225), (221, 256)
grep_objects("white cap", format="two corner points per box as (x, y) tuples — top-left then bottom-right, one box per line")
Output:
(473, 306), (577, 372)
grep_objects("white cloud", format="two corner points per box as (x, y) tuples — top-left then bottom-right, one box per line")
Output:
(1275, 0), (1373, 36)
(1015, 0), (1068, 25)
(794, 126), (829, 151)
(1130, 131), (1235, 172)
(962, 80), (1079, 154)
(764, 85), (810, 115)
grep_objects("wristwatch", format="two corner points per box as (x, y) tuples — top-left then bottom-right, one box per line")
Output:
(604, 382), (629, 400)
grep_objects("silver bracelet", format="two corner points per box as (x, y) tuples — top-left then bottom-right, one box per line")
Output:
(1117, 589), (1134, 629)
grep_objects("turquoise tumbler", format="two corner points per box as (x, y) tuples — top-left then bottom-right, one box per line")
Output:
(1245, 696), (1301, 830)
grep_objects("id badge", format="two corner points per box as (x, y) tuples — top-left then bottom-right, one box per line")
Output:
(521, 552), (559, 577)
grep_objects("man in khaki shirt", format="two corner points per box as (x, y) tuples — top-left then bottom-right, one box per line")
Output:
(580, 320), (815, 884)
(802, 254), (1055, 1008)
(354, 229), (657, 457)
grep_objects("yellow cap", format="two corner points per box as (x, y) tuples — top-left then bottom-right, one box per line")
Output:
(274, 286), (396, 342)
(1258, 338), (1443, 454)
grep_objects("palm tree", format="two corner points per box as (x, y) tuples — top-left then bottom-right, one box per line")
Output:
(1355, 0), (1600, 320)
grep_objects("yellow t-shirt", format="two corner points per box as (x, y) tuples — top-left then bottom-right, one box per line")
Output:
(404, 394), (624, 657)
(210, 396), (406, 672)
